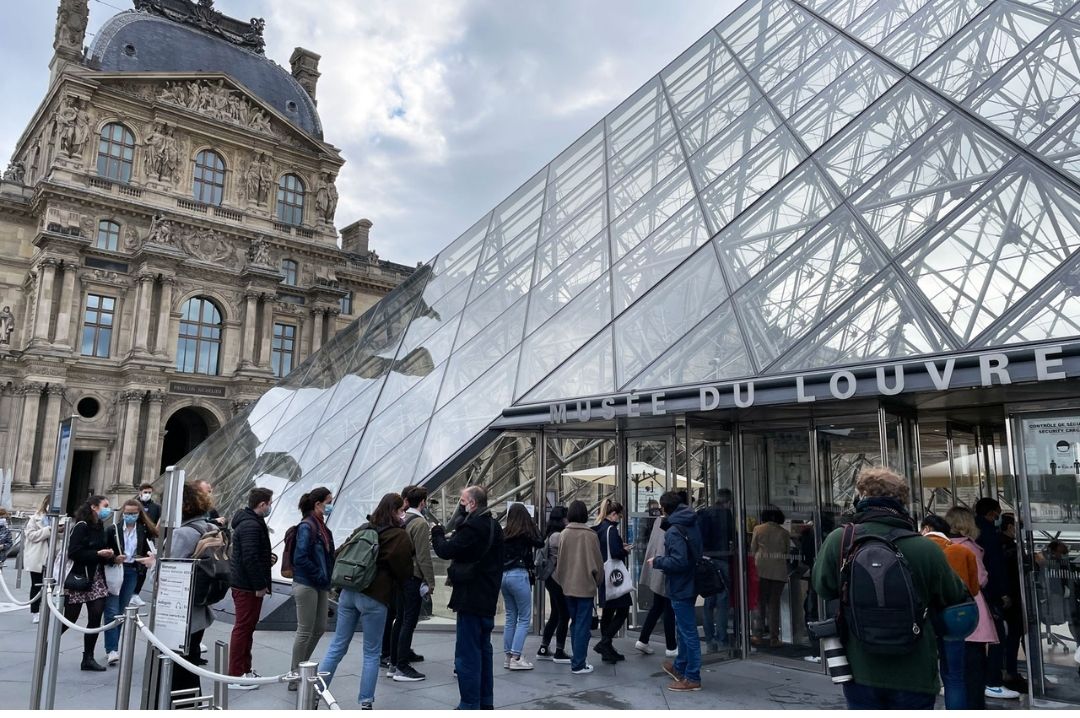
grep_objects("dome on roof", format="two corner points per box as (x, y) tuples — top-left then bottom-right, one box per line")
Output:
(88, 11), (323, 139)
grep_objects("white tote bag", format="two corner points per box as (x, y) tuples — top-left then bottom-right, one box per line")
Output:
(603, 525), (632, 601)
(104, 525), (123, 596)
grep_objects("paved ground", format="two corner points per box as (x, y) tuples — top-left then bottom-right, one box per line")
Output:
(0, 569), (1018, 710)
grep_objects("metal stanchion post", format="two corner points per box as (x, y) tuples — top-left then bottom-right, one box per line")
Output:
(158, 657), (174, 710)
(213, 640), (229, 710)
(15, 529), (24, 588)
(115, 605), (140, 709)
(297, 661), (316, 710)
(41, 582), (66, 710)
(28, 577), (53, 709)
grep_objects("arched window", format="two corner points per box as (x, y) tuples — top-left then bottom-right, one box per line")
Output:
(281, 259), (298, 286)
(95, 220), (121, 251)
(96, 123), (136, 183)
(176, 297), (222, 375)
(276, 174), (305, 226)
(192, 150), (226, 205)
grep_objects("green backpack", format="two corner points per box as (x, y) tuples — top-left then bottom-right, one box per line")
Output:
(331, 525), (381, 592)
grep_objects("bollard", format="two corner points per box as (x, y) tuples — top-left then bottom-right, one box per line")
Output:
(115, 605), (140, 709)
(213, 640), (229, 710)
(42, 582), (66, 710)
(158, 656), (174, 710)
(297, 661), (317, 711)
(28, 577), (53, 709)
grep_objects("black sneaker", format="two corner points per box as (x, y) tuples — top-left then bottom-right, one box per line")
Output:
(552, 648), (572, 664)
(403, 651), (425, 663)
(379, 655), (391, 668)
(536, 646), (553, 661)
(392, 664), (426, 682)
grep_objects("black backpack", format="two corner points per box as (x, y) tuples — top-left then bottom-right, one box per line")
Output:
(838, 524), (927, 654)
(673, 525), (726, 598)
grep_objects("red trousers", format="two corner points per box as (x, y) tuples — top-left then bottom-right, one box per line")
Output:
(228, 588), (264, 676)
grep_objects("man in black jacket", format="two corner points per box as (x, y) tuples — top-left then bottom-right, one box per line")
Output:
(227, 487), (273, 686)
(431, 486), (504, 710)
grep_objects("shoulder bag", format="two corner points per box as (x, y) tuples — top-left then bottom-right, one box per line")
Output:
(603, 525), (633, 601)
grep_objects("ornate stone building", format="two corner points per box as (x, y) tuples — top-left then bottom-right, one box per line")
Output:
(0, 0), (413, 511)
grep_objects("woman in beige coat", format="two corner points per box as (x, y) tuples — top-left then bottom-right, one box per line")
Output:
(750, 506), (791, 647)
(552, 500), (603, 674)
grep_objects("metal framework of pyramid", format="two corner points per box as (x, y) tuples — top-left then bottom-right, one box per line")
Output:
(181, 0), (1080, 537)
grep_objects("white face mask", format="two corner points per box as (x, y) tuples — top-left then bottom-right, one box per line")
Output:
(141, 492), (152, 502)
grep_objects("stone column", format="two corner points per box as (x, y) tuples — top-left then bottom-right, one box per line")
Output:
(310, 308), (325, 354)
(116, 390), (144, 490)
(258, 294), (274, 368)
(14, 383), (44, 485)
(132, 274), (155, 354)
(154, 277), (176, 355)
(32, 259), (58, 342)
(141, 391), (166, 485)
(36, 385), (66, 487)
(239, 291), (258, 367)
(52, 262), (78, 348)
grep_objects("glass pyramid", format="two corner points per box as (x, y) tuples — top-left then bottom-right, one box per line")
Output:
(180, 0), (1080, 546)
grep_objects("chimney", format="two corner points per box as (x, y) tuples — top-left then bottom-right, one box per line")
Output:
(290, 47), (322, 104)
(340, 219), (372, 255)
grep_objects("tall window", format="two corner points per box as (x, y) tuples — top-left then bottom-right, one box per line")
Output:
(281, 259), (298, 286)
(340, 291), (353, 315)
(276, 174), (305, 226)
(95, 220), (120, 251)
(96, 123), (136, 183)
(176, 297), (222, 375)
(192, 150), (226, 205)
(271, 323), (297, 377)
(81, 294), (115, 358)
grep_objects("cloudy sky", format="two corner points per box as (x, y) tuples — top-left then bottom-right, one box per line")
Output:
(0, 0), (740, 266)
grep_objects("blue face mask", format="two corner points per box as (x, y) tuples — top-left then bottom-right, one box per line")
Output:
(98, 507), (113, 521)
(123, 514), (138, 526)
(323, 504), (334, 519)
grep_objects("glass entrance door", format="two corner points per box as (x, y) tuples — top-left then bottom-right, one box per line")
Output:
(626, 434), (674, 629)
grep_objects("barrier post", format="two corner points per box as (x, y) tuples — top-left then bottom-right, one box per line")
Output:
(296, 661), (317, 710)
(158, 656), (174, 710)
(14, 529), (24, 588)
(213, 640), (229, 710)
(42, 520), (72, 711)
(115, 604), (140, 709)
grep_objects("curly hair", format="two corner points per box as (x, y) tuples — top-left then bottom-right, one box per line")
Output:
(181, 482), (212, 521)
(855, 466), (910, 504)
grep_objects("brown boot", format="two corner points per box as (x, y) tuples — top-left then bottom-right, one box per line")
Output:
(666, 678), (702, 692)
(661, 660), (683, 682)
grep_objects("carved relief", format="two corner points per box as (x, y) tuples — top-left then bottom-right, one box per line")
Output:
(51, 95), (91, 158)
(240, 152), (274, 206)
(144, 123), (182, 183)
(54, 0), (89, 55)
(247, 237), (272, 266)
(158, 80), (273, 134)
(145, 213), (178, 248)
(2, 160), (25, 183)
(124, 226), (140, 251)
(315, 172), (339, 224)
(134, 0), (266, 55)
(176, 226), (239, 264)
(0, 306), (14, 346)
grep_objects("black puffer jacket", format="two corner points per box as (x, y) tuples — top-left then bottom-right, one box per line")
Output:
(432, 509), (504, 617)
(67, 519), (118, 578)
(230, 507), (272, 592)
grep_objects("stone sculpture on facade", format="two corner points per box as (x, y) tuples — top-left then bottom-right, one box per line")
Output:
(133, 0), (266, 54)
(177, 226), (237, 264)
(2, 161), (26, 184)
(315, 173), (339, 224)
(158, 80), (273, 134)
(144, 123), (182, 183)
(0, 306), (15, 346)
(52, 95), (90, 158)
(54, 0), (88, 55)
(248, 237), (272, 266)
(241, 152), (273, 206)
(146, 213), (178, 247)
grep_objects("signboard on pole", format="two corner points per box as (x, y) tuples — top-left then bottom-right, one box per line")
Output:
(48, 417), (76, 514)
(155, 560), (195, 654)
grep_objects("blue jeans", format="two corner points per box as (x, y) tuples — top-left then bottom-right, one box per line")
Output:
(565, 596), (593, 672)
(318, 589), (387, 706)
(104, 564), (140, 653)
(842, 682), (936, 709)
(938, 638), (966, 709)
(501, 569), (532, 657)
(671, 598), (701, 682)
(455, 612), (495, 709)
(702, 558), (731, 645)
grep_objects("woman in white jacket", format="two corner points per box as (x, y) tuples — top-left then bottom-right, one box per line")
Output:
(23, 496), (51, 624)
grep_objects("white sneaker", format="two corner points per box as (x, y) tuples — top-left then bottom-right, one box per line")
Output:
(200, 643), (208, 653)
(571, 663), (594, 674)
(985, 686), (1021, 700)
(386, 666), (398, 678)
(503, 656), (511, 669)
(129, 595), (146, 608)
(32, 614), (40, 624)
(665, 648), (678, 658)
(107, 651), (120, 666)
(508, 657), (534, 670)
(228, 672), (261, 691)
(802, 655), (822, 664)
(634, 641), (654, 655)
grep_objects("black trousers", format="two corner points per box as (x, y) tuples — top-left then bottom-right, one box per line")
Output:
(600, 602), (629, 643)
(963, 641), (987, 710)
(638, 594), (676, 650)
(171, 629), (205, 695)
(62, 595), (106, 655)
(382, 586), (402, 658)
(391, 576), (423, 666)
(30, 571), (43, 614)
(541, 577), (569, 648)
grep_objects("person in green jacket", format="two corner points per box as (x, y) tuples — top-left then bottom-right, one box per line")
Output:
(812, 467), (969, 710)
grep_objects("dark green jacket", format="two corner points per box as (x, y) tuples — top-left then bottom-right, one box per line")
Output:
(812, 516), (969, 695)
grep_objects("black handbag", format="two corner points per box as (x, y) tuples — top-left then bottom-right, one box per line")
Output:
(64, 565), (92, 592)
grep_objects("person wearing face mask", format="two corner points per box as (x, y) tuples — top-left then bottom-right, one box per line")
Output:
(227, 487), (274, 689)
(23, 497), (51, 625)
(103, 500), (158, 665)
(973, 497), (1020, 700)
(137, 483), (162, 524)
(431, 486), (505, 710)
(289, 487), (337, 690)
(63, 495), (123, 671)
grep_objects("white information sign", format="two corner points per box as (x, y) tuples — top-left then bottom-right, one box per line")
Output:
(155, 560), (194, 653)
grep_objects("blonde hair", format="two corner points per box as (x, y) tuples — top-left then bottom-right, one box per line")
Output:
(855, 467), (910, 504)
(945, 506), (978, 540)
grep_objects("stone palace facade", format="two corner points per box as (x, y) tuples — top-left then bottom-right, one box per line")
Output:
(0, 0), (413, 511)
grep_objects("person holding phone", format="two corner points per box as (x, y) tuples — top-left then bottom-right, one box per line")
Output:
(102, 499), (157, 665)
(64, 495), (124, 671)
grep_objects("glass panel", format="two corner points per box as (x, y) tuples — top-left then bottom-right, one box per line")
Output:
(821, 0), (880, 28)
(335, 424), (428, 539)
(1033, 103), (1080, 182)
(351, 363), (446, 476)
(610, 136), (685, 216)
(458, 256), (532, 347)
(609, 112), (678, 183)
(433, 214), (489, 278)
(520, 327), (616, 402)
(967, 20), (1080, 143)
(610, 166), (697, 256)
(613, 248), (728, 386)
(607, 79), (675, 157)
(851, 113), (1015, 255)
(679, 79), (761, 154)
(751, 19), (838, 93)
(527, 233), (609, 333)
(480, 171), (546, 263)
(662, 30), (741, 122)
(975, 255), (1080, 345)
(877, 0), (993, 69)
(624, 301), (754, 390)
(440, 299), (526, 406)
(767, 37), (865, 119)
(916, 1), (1053, 101)
(735, 208), (887, 369)
(688, 100), (782, 188)
(844, 0), (933, 46)
(625, 436), (673, 631)
(723, 2), (810, 70)
(534, 196), (606, 282)
(902, 162), (1080, 343)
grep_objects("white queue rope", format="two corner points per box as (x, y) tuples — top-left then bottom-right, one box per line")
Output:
(44, 585), (124, 633)
(314, 676), (341, 710)
(0, 566), (43, 606)
(135, 615), (290, 686)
